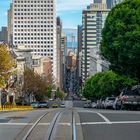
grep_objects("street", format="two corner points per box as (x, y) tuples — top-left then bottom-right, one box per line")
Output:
(0, 101), (140, 140)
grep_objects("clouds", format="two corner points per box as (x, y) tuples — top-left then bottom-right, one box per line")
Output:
(57, 0), (92, 12)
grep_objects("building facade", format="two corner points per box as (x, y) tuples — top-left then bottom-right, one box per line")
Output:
(81, 2), (110, 82)
(0, 27), (8, 43)
(9, 0), (57, 82)
(113, 0), (124, 6)
(89, 47), (109, 76)
(56, 17), (62, 89)
(8, 3), (13, 45)
(94, 0), (113, 9)
(76, 25), (82, 90)
(60, 33), (67, 91)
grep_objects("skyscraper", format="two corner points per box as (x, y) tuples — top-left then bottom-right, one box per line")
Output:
(9, 0), (57, 80)
(81, 2), (110, 81)
(94, 0), (114, 9)
(113, 0), (124, 6)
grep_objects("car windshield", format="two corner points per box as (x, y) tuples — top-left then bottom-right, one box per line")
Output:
(39, 102), (47, 104)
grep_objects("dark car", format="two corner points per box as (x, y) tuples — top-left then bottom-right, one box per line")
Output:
(31, 102), (39, 108)
(38, 102), (49, 108)
(119, 85), (140, 110)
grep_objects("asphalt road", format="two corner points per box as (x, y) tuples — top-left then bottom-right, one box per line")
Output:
(77, 108), (140, 140)
(0, 101), (140, 140)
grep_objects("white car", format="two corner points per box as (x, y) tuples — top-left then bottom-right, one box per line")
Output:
(104, 97), (116, 109)
(91, 102), (97, 108)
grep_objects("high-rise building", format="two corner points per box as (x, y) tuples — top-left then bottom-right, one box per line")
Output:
(9, 0), (57, 81)
(8, 3), (13, 45)
(60, 33), (67, 91)
(56, 17), (62, 89)
(94, 0), (115, 9)
(0, 27), (8, 43)
(81, 2), (110, 81)
(76, 25), (82, 89)
(113, 0), (124, 6)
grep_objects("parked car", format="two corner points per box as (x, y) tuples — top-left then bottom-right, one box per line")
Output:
(38, 102), (49, 108)
(52, 103), (59, 108)
(96, 98), (105, 109)
(60, 102), (66, 108)
(104, 97), (116, 109)
(113, 97), (122, 110)
(84, 102), (92, 108)
(91, 102), (97, 108)
(31, 102), (39, 108)
(119, 85), (140, 110)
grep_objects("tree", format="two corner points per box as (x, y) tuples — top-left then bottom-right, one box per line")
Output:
(0, 44), (14, 88)
(83, 71), (137, 100)
(23, 68), (52, 101)
(100, 0), (140, 81)
(55, 88), (65, 100)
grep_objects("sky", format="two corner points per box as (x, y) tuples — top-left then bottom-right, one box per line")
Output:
(0, 0), (92, 29)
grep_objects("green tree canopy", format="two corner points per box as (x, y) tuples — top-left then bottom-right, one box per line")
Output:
(83, 71), (137, 100)
(100, 0), (140, 81)
(0, 44), (14, 88)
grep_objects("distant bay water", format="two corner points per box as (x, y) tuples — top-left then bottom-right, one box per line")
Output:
(63, 28), (78, 48)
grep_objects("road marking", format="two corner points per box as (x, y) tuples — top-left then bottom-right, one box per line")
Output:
(1, 121), (140, 126)
(96, 112), (112, 124)
(112, 121), (140, 124)
(76, 122), (108, 125)
(76, 121), (140, 125)
(0, 123), (31, 125)
(72, 112), (77, 140)
(58, 123), (71, 126)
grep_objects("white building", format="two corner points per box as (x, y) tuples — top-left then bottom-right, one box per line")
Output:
(113, 0), (124, 6)
(9, 0), (57, 82)
(81, 1), (110, 82)
(90, 47), (109, 75)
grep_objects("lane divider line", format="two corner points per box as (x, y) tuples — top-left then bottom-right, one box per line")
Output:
(96, 112), (112, 124)
(72, 111), (77, 140)
(76, 121), (140, 125)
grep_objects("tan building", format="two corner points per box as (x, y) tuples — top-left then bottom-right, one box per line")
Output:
(11, 46), (33, 99)
(32, 56), (52, 81)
